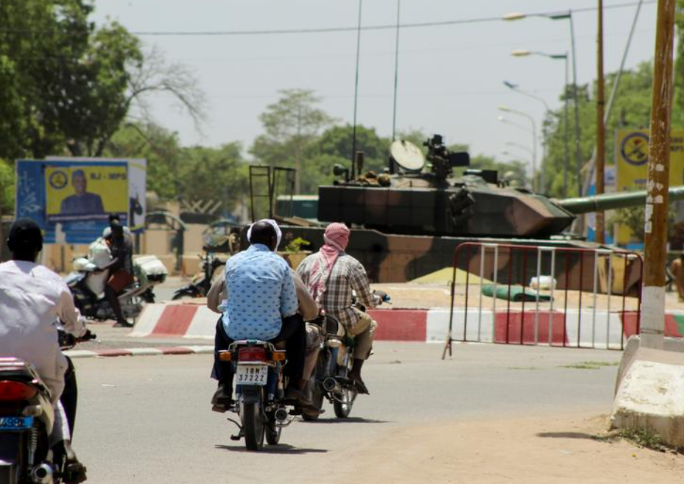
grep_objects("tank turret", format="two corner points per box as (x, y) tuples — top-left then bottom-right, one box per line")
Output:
(317, 136), (684, 239)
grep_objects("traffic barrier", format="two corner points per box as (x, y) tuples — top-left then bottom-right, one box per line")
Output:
(443, 242), (645, 356)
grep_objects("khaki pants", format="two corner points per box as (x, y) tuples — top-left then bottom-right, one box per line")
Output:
(303, 323), (324, 381)
(346, 310), (377, 360)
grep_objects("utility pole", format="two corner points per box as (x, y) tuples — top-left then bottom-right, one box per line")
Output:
(642, 0), (676, 350)
(595, 0), (606, 244)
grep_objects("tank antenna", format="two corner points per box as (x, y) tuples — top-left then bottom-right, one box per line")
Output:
(391, 0), (401, 141)
(351, 0), (363, 179)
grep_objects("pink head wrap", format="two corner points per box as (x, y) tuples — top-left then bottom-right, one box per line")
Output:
(323, 223), (350, 252)
(307, 223), (350, 302)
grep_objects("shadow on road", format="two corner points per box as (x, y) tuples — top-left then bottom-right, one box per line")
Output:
(216, 444), (328, 454)
(537, 432), (599, 440)
(301, 417), (389, 425)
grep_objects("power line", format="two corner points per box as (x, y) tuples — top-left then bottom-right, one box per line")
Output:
(0, 1), (655, 37)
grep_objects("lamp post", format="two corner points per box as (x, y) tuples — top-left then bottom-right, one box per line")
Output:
(499, 106), (537, 190)
(510, 50), (570, 196)
(504, 11), (581, 197)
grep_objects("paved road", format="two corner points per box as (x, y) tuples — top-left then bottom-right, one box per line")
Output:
(72, 341), (622, 483)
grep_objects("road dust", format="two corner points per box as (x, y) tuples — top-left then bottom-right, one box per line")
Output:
(329, 413), (684, 483)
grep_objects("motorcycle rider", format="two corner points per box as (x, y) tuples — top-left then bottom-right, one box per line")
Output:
(297, 222), (377, 394)
(0, 219), (88, 482)
(96, 219), (134, 327)
(208, 220), (312, 409)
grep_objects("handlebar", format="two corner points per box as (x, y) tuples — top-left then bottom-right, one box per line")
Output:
(59, 329), (97, 350)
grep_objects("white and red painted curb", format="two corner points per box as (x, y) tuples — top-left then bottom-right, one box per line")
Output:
(131, 303), (684, 349)
(64, 345), (213, 359)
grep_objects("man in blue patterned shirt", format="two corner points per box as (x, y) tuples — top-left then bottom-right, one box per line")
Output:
(212, 220), (309, 408)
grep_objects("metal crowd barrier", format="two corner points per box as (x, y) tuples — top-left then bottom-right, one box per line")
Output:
(442, 242), (643, 358)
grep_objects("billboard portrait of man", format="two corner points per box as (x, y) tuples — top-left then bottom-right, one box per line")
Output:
(59, 169), (105, 216)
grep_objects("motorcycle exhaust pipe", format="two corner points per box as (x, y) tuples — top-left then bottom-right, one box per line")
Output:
(322, 377), (338, 393)
(30, 463), (53, 484)
(274, 408), (289, 422)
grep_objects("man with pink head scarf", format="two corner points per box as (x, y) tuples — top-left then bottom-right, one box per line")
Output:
(297, 223), (377, 394)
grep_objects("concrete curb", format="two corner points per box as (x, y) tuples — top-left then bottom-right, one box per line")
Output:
(130, 303), (684, 348)
(64, 345), (214, 359)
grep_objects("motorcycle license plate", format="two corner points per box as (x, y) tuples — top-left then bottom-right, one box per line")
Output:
(0, 417), (33, 431)
(236, 365), (268, 386)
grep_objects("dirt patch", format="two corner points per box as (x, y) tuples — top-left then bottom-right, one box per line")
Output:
(329, 413), (684, 483)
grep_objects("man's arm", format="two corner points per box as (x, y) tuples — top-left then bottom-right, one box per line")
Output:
(292, 271), (318, 321)
(207, 273), (227, 314)
(349, 260), (375, 309)
(295, 257), (310, 285)
(280, 265), (299, 318)
(57, 283), (87, 338)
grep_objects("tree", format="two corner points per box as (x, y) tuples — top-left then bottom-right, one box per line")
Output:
(251, 89), (333, 193)
(0, 1), (204, 161)
(106, 122), (248, 214)
(542, 64), (653, 198)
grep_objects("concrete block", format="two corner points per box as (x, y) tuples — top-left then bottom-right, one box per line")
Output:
(615, 336), (684, 394)
(612, 346), (684, 448)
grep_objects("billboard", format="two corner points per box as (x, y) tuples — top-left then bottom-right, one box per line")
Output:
(16, 158), (147, 244)
(616, 129), (684, 244)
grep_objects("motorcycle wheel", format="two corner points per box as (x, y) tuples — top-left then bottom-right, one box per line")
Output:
(265, 417), (281, 445)
(243, 402), (265, 451)
(333, 387), (357, 419)
(302, 362), (325, 422)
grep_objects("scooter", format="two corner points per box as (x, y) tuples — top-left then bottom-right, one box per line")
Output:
(172, 253), (225, 300)
(0, 330), (95, 484)
(65, 255), (167, 322)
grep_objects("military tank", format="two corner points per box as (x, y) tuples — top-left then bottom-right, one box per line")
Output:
(275, 135), (684, 284)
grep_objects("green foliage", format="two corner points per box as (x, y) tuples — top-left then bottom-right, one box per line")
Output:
(250, 89), (333, 193)
(560, 361), (619, 370)
(106, 122), (248, 211)
(282, 237), (310, 253)
(542, 63), (653, 198)
(608, 205), (676, 243)
(618, 428), (669, 452)
(0, 1), (143, 160)
(0, 159), (15, 214)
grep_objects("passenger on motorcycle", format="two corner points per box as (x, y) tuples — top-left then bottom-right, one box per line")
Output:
(95, 220), (134, 327)
(0, 219), (88, 481)
(297, 222), (377, 394)
(208, 220), (312, 410)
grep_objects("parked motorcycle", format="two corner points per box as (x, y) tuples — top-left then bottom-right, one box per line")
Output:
(65, 255), (167, 322)
(303, 291), (390, 421)
(0, 329), (95, 484)
(172, 253), (226, 300)
(218, 340), (291, 451)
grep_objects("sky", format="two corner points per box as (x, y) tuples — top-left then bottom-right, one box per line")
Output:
(91, 0), (658, 168)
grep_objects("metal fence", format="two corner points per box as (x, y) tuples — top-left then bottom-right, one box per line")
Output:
(442, 242), (643, 357)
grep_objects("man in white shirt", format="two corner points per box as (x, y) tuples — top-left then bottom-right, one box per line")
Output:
(0, 219), (88, 481)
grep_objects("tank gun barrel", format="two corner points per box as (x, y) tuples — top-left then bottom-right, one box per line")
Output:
(558, 186), (684, 214)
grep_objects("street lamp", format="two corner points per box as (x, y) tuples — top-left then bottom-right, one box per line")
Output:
(504, 10), (581, 197)
(498, 106), (537, 191)
(509, 50), (570, 196)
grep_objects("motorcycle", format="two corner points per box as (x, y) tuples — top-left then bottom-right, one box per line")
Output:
(172, 253), (226, 300)
(303, 291), (390, 421)
(65, 255), (167, 322)
(218, 340), (291, 451)
(0, 329), (95, 484)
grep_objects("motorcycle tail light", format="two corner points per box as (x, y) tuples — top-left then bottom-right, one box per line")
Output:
(238, 347), (267, 362)
(271, 351), (286, 362)
(0, 381), (37, 401)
